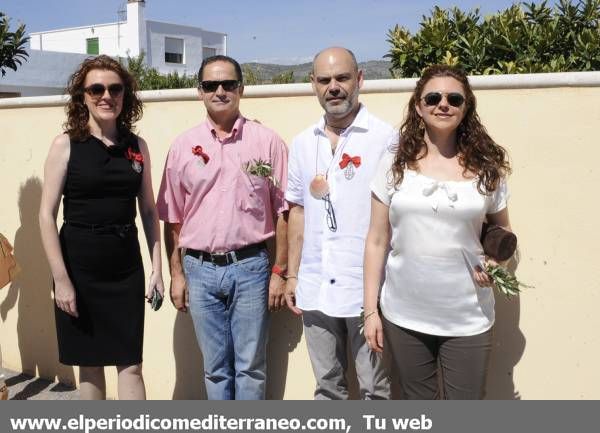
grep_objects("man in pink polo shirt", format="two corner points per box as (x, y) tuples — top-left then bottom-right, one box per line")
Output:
(157, 55), (288, 400)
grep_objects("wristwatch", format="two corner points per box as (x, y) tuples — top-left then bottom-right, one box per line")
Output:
(271, 264), (287, 279)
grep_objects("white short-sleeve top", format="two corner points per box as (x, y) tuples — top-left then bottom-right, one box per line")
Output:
(370, 150), (508, 336)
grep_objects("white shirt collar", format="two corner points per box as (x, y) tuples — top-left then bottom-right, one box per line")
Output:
(314, 103), (369, 136)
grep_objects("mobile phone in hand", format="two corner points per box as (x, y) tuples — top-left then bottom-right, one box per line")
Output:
(150, 286), (163, 311)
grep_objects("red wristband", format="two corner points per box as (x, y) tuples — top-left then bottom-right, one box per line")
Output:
(271, 264), (287, 279)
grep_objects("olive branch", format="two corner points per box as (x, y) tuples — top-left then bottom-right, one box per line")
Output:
(485, 264), (533, 298)
(244, 159), (280, 187)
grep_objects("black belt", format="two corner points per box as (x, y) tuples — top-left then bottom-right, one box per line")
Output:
(185, 242), (266, 266)
(64, 220), (135, 238)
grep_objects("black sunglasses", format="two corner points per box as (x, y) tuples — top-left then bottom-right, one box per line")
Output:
(200, 80), (241, 92)
(422, 92), (465, 107)
(323, 194), (337, 232)
(84, 83), (125, 98)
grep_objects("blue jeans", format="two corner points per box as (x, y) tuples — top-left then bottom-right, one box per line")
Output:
(183, 249), (270, 400)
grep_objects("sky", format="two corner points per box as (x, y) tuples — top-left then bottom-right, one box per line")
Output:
(2, 0), (560, 64)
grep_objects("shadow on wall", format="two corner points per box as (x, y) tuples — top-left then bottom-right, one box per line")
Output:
(263, 238), (304, 399)
(0, 177), (75, 387)
(485, 250), (526, 400)
(266, 311), (303, 399)
(171, 312), (206, 399)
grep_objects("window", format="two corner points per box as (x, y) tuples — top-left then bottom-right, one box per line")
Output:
(86, 38), (99, 55)
(203, 47), (217, 59)
(165, 37), (184, 64)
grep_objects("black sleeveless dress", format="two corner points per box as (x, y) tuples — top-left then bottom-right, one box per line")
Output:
(55, 133), (145, 366)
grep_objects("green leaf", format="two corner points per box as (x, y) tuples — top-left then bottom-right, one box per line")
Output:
(385, 0), (600, 75)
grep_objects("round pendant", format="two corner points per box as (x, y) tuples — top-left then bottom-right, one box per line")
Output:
(309, 174), (329, 199)
(344, 163), (355, 180)
(132, 160), (142, 173)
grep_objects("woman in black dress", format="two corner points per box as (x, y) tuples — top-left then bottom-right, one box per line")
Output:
(39, 55), (164, 400)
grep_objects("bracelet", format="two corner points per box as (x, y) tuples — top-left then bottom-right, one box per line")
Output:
(363, 310), (378, 322)
(272, 264), (287, 279)
(286, 275), (298, 280)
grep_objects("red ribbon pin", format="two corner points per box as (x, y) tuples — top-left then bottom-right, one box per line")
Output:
(339, 153), (361, 169)
(192, 145), (210, 164)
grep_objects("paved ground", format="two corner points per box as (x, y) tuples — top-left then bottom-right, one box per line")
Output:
(1, 367), (79, 400)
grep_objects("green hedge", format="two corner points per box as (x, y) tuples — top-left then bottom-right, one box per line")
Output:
(0, 12), (29, 77)
(125, 52), (197, 90)
(386, 0), (600, 77)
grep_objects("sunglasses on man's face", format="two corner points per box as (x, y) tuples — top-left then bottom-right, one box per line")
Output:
(200, 80), (241, 93)
(422, 92), (465, 107)
(84, 83), (125, 98)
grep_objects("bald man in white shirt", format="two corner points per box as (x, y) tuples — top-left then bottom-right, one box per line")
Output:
(284, 47), (393, 400)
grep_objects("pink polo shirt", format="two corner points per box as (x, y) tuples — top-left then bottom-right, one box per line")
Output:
(157, 116), (288, 252)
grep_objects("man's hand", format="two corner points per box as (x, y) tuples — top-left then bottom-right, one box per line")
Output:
(268, 273), (286, 311)
(284, 277), (302, 316)
(170, 273), (189, 312)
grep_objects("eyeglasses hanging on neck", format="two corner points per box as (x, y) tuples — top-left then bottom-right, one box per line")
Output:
(323, 193), (337, 232)
(309, 127), (353, 233)
(309, 173), (337, 232)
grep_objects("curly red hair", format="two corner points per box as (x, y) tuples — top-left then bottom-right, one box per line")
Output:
(63, 55), (143, 141)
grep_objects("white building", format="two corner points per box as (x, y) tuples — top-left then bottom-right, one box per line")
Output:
(0, 0), (227, 97)
(0, 51), (90, 97)
(29, 0), (227, 76)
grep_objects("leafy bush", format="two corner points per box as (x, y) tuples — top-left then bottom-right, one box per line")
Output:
(386, 0), (600, 77)
(124, 52), (197, 90)
(242, 65), (262, 85)
(271, 70), (294, 84)
(0, 12), (29, 76)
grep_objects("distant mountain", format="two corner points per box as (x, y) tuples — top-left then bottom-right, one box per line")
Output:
(240, 60), (392, 83)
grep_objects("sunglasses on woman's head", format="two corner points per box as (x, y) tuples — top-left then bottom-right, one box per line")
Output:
(84, 83), (125, 98)
(200, 80), (241, 92)
(422, 92), (465, 107)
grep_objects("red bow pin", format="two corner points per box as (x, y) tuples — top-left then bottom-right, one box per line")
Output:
(125, 147), (144, 163)
(339, 153), (361, 169)
(192, 145), (210, 164)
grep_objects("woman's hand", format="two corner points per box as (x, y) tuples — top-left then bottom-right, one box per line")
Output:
(473, 257), (498, 287)
(363, 311), (384, 353)
(145, 271), (165, 300)
(54, 277), (78, 317)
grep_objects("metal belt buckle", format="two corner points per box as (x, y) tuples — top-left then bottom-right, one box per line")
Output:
(210, 252), (226, 264)
(227, 251), (238, 264)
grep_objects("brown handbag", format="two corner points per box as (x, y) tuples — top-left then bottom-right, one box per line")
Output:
(0, 233), (20, 289)
(480, 223), (517, 261)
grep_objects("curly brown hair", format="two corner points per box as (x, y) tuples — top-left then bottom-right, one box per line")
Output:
(392, 64), (510, 194)
(63, 55), (143, 141)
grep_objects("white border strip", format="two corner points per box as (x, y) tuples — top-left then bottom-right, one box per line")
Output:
(2, 71), (600, 109)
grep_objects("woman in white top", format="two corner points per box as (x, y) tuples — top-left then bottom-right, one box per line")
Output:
(363, 65), (512, 399)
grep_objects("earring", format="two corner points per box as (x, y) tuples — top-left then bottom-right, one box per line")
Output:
(418, 116), (425, 131)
